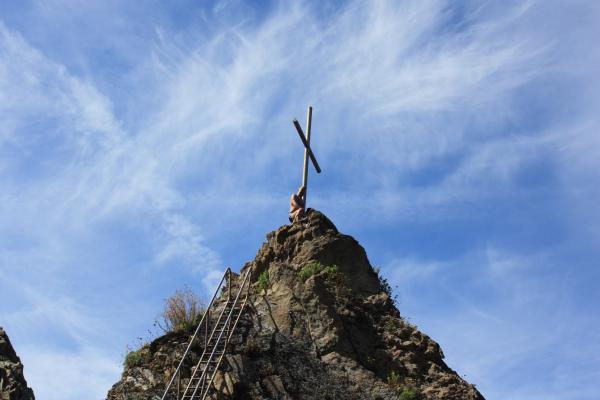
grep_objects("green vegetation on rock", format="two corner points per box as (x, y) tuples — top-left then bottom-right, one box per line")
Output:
(398, 387), (421, 400)
(258, 270), (270, 294)
(124, 348), (146, 369)
(323, 264), (341, 282)
(299, 260), (341, 283)
(387, 370), (402, 388)
(299, 260), (323, 281)
(387, 371), (422, 400)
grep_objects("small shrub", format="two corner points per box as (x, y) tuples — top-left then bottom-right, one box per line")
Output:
(299, 260), (323, 282)
(379, 275), (393, 296)
(258, 270), (270, 294)
(365, 355), (376, 369)
(299, 262), (349, 302)
(156, 287), (206, 333)
(298, 261), (343, 283)
(384, 317), (401, 332)
(386, 372), (422, 399)
(124, 348), (145, 369)
(398, 387), (421, 400)
(375, 269), (398, 303)
(387, 370), (402, 389)
(323, 264), (340, 282)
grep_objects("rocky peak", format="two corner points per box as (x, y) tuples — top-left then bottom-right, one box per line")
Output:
(107, 210), (485, 399)
(0, 328), (35, 400)
(250, 210), (381, 296)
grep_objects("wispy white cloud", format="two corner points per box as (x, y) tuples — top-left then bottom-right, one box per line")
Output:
(1, 1), (599, 399)
(105, 0), (554, 238)
(0, 18), (226, 399)
(155, 214), (222, 277)
(0, 277), (123, 400)
(385, 256), (445, 284)
(0, 20), (220, 274)
(383, 244), (599, 399)
(0, 23), (123, 151)
(20, 345), (121, 400)
(2, 0), (596, 225)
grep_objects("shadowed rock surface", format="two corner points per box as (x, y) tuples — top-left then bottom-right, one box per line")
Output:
(0, 328), (35, 400)
(107, 210), (485, 400)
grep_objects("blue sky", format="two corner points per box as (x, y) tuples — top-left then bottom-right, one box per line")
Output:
(0, 1), (599, 399)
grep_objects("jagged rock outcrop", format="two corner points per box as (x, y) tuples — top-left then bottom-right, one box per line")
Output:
(107, 210), (484, 399)
(0, 328), (35, 400)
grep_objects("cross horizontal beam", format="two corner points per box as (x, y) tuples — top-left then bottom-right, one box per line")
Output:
(293, 119), (321, 173)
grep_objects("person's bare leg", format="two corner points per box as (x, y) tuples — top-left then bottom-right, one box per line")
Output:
(290, 187), (307, 223)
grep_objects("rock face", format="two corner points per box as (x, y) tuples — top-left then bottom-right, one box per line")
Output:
(107, 210), (485, 399)
(0, 328), (35, 400)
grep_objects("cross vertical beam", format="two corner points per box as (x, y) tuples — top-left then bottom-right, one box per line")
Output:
(291, 105), (320, 213)
(301, 106), (313, 204)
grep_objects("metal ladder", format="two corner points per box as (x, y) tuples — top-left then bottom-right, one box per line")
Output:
(161, 268), (251, 400)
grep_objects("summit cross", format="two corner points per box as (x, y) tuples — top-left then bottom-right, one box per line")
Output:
(292, 105), (321, 207)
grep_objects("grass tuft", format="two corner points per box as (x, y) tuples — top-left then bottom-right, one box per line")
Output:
(258, 270), (270, 294)
(124, 348), (146, 369)
(299, 261), (323, 282)
(156, 287), (206, 333)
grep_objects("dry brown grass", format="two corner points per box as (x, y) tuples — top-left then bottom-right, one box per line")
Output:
(156, 287), (206, 333)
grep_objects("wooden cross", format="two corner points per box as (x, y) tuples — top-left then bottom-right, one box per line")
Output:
(292, 105), (321, 207)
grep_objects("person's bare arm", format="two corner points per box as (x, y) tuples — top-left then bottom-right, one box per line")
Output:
(297, 186), (306, 204)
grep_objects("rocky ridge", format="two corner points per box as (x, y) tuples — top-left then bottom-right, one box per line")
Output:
(0, 328), (35, 400)
(107, 210), (484, 399)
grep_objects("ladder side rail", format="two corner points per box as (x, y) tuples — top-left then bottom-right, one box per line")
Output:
(181, 270), (247, 398)
(228, 292), (249, 345)
(189, 269), (251, 400)
(201, 285), (249, 400)
(161, 267), (231, 400)
(225, 280), (250, 346)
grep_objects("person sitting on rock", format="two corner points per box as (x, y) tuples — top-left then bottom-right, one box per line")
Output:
(289, 186), (307, 223)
